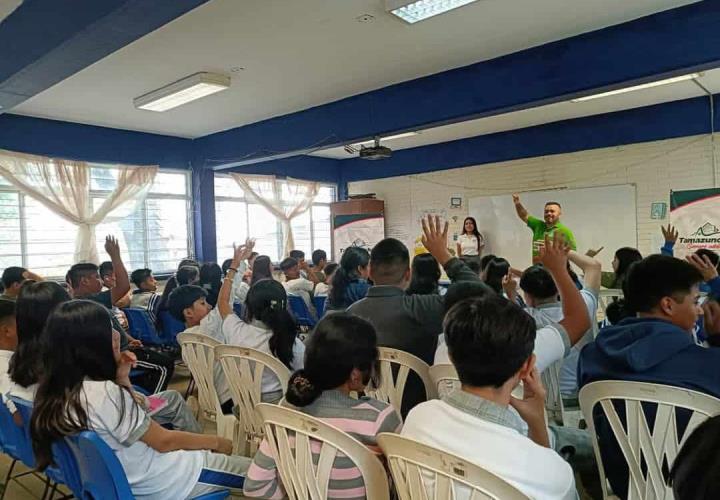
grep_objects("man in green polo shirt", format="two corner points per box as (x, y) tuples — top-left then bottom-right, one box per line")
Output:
(512, 194), (576, 262)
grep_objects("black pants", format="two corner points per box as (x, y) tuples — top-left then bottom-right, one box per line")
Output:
(129, 347), (174, 394)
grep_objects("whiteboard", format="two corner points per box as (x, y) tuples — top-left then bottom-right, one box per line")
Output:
(468, 184), (637, 270)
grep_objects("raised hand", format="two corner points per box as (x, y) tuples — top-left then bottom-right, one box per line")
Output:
(231, 238), (256, 267)
(104, 235), (121, 258)
(538, 232), (570, 274)
(686, 253), (719, 282)
(502, 272), (518, 302)
(421, 215), (451, 265)
(512, 193), (521, 205)
(662, 224), (679, 244)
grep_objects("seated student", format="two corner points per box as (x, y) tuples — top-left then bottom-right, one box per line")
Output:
(31, 300), (249, 498)
(326, 247), (370, 310)
(280, 257), (316, 318)
(508, 251), (600, 398)
(244, 313), (402, 499)
(598, 247), (642, 290)
(100, 261), (132, 330)
(403, 295), (577, 499)
(459, 256), (481, 276)
(219, 245), (304, 403)
(0, 266), (43, 301)
(168, 284), (233, 413)
(669, 414), (720, 500)
(481, 257), (510, 295)
(8, 281), (70, 403)
(130, 268), (161, 323)
(313, 262), (338, 297)
(0, 300), (17, 403)
(577, 254), (720, 498)
(223, 254), (255, 305)
(406, 253), (441, 296)
(290, 249), (324, 284)
(158, 259), (199, 312)
(347, 216), (481, 416)
(311, 249), (328, 283)
(69, 236), (174, 394)
(199, 263), (223, 307)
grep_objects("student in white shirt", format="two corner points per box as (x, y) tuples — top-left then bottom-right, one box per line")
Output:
(507, 251), (600, 397)
(435, 235), (591, 375)
(218, 243), (304, 403)
(30, 300), (250, 499)
(280, 257), (317, 318)
(313, 262), (338, 297)
(403, 293), (577, 500)
(0, 300), (17, 407)
(455, 216), (485, 260)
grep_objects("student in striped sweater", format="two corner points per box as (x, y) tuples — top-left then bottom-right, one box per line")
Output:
(243, 313), (402, 499)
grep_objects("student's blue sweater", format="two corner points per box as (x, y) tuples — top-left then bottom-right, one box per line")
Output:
(578, 317), (720, 498)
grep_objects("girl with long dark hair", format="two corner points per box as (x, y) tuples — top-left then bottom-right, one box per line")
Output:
(218, 243), (304, 403)
(601, 247), (642, 289)
(482, 257), (510, 295)
(30, 300), (249, 497)
(243, 313), (401, 499)
(199, 263), (223, 307)
(406, 253), (441, 295)
(327, 246), (370, 310)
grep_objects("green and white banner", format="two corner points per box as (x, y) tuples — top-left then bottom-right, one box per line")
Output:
(670, 188), (720, 257)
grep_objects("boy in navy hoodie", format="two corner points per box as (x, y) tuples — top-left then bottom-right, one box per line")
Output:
(578, 254), (720, 498)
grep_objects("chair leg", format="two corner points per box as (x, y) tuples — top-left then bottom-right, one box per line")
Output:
(0, 459), (17, 500)
(184, 376), (196, 399)
(40, 476), (52, 500)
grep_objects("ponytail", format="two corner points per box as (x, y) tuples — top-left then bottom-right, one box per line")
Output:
(329, 266), (352, 307)
(260, 306), (297, 369)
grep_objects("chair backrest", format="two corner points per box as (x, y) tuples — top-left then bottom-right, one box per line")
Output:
(428, 364), (460, 399)
(288, 294), (316, 327)
(365, 347), (437, 413)
(579, 381), (720, 500)
(178, 331), (223, 420)
(313, 295), (327, 318)
(540, 360), (565, 425)
(257, 403), (390, 500)
(123, 307), (163, 345)
(66, 430), (134, 499)
(0, 396), (34, 466)
(216, 345), (291, 454)
(378, 433), (529, 500)
(158, 310), (185, 344)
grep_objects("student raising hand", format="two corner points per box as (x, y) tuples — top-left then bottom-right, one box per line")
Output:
(538, 232), (570, 271)
(686, 253), (719, 282)
(421, 215), (452, 265)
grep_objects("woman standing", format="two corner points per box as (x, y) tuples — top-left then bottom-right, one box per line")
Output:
(456, 217), (485, 263)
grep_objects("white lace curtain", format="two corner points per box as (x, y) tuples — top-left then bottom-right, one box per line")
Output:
(230, 173), (319, 257)
(0, 149), (158, 263)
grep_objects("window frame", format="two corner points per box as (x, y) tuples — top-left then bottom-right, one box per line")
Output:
(0, 165), (193, 277)
(214, 174), (336, 261)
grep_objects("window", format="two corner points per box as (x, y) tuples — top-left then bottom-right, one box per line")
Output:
(0, 168), (192, 277)
(214, 175), (335, 262)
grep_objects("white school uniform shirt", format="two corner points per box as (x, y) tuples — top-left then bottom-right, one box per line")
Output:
(525, 288), (598, 396)
(434, 322), (570, 374)
(222, 315), (304, 395)
(314, 282), (329, 296)
(0, 349), (37, 406)
(283, 278), (316, 315)
(457, 233), (484, 256)
(82, 380), (205, 499)
(402, 390), (577, 500)
(184, 307), (232, 404)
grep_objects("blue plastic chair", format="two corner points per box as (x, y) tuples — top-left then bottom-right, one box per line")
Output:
(233, 301), (245, 318)
(287, 294), (316, 328)
(66, 431), (229, 500)
(313, 295), (327, 318)
(158, 310), (185, 345)
(123, 307), (164, 345)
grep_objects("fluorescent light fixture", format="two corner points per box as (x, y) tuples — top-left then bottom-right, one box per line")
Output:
(386, 0), (481, 23)
(352, 132), (418, 148)
(571, 73), (701, 103)
(134, 72), (230, 112)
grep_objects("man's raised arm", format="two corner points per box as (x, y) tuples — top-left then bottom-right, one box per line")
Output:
(512, 193), (529, 223)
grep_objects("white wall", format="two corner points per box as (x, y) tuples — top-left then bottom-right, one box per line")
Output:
(348, 134), (719, 259)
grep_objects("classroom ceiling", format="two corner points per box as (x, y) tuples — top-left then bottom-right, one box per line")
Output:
(311, 69), (720, 159)
(10, 0), (699, 139)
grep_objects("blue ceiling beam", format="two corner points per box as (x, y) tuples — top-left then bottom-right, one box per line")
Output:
(339, 94), (715, 183)
(0, 0), (211, 111)
(198, 0), (720, 169)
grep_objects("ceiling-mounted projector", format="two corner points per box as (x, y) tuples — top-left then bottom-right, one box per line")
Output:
(359, 137), (392, 160)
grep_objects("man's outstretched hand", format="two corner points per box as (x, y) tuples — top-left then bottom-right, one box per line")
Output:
(421, 215), (451, 266)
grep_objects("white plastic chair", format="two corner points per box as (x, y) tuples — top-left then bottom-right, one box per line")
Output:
(428, 364), (460, 399)
(378, 433), (529, 500)
(215, 345), (291, 456)
(256, 403), (391, 500)
(541, 360), (565, 425)
(177, 332), (237, 443)
(365, 347), (437, 414)
(579, 381), (720, 500)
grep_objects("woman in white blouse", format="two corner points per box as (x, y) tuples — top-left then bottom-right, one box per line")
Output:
(456, 217), (485, 262)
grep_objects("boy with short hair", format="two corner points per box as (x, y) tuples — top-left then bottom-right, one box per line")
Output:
(168, 285), (232, 412)
(403, 294), (577, 499)
(130, 268), (161, 323)
(578, 254), (720, 497)
(0, 299), (17, 400)
(311, 249), (328, 283)
(1, 267), (43, 301)
(280, 257), (316, 318)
